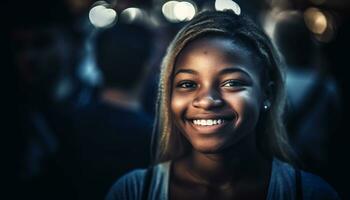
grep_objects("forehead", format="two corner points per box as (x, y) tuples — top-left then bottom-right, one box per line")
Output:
(174, 35), (264, 75)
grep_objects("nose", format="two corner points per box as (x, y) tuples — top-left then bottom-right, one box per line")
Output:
(192, 89), (224, 110)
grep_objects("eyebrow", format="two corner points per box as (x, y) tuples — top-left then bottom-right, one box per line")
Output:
(174, 69), (198, 76)
(218, 67), (251, 78)
(174, 67), (252, 79)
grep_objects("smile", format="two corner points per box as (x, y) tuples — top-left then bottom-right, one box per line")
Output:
(192, 119), (225, 126)
(187, 117), (234, 134)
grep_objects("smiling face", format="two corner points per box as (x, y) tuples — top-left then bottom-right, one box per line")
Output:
(171, 35), (266, 154)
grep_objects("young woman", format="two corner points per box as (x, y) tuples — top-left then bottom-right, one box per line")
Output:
(106, 10), (339, 200)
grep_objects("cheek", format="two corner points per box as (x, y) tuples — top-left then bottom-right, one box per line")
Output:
(171, 92), (192, 119)
(224, 91), (261, 128)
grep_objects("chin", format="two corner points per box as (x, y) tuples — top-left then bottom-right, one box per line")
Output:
(190, 132), (251, 154)
(191, 140), (226, 154)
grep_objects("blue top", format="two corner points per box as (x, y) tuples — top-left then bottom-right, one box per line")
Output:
(106, 158), (340, 200)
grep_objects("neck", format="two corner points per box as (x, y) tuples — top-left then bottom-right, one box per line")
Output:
(100, 88), (140, 111)
(178, 133), (271, 187)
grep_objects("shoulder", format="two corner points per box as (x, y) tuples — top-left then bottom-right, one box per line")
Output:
(105, 169), (147, 200)
(105, 162), (171, 200)
(301, 171), (340, 200)
(270, 159), (340, 199)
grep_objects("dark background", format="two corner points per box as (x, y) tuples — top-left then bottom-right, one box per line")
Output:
(3, 0), (350, 199)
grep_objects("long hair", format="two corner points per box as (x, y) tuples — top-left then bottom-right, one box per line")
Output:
(152, 10), (295, 164)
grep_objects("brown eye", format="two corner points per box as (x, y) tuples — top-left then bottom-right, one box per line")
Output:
(176, 80), (197, 89)
(222, 80), (245, 88)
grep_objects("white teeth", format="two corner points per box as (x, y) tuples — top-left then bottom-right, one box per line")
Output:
(192, 119), (225, 126)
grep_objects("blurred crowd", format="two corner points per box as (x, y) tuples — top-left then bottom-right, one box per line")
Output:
(4, 0), (350, 199)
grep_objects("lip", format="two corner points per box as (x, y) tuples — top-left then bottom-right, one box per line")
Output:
(187, 113), (235, 121)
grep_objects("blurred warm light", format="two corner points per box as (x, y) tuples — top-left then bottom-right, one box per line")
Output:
(89, 2), (117, 28)
(120, 7), (146, 23)
(304, 7), (327, 34)
(162, 1), (179, 22)
(215, 0), (241, 15)
(162, 1), (197, 22)
(315, 11), (336, 42)
(174, 1), (196, 21)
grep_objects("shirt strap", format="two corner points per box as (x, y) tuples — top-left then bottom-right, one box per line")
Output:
(294, 166), (303, 200)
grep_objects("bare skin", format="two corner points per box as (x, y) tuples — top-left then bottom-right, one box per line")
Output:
(170, 136), (271, 200)
(170, 36), (272, 199)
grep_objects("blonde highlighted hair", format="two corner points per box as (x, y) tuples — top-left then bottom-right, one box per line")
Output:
(152, 10), (295, 164)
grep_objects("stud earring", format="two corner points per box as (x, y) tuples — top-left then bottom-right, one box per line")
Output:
(263, 100), (271, 111)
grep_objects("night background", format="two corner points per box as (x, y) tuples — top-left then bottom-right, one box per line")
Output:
(3, 0), (350, 199)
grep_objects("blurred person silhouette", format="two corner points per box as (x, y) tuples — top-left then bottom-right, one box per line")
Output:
(8, 1), (104, 199)
(273, 11), (342, 176)
(11, 26), (82, 200)
(67, 22), (154, 200)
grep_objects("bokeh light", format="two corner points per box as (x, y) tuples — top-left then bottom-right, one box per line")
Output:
(162, 1), (178, 22)
(174, 1), (196, 21)
(215, 0), (241, 15)
(89, 2), (117, 28)
(304, 7), (327, 34)
(120, 7), (146, 23)
(162, 1), (197, 22)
